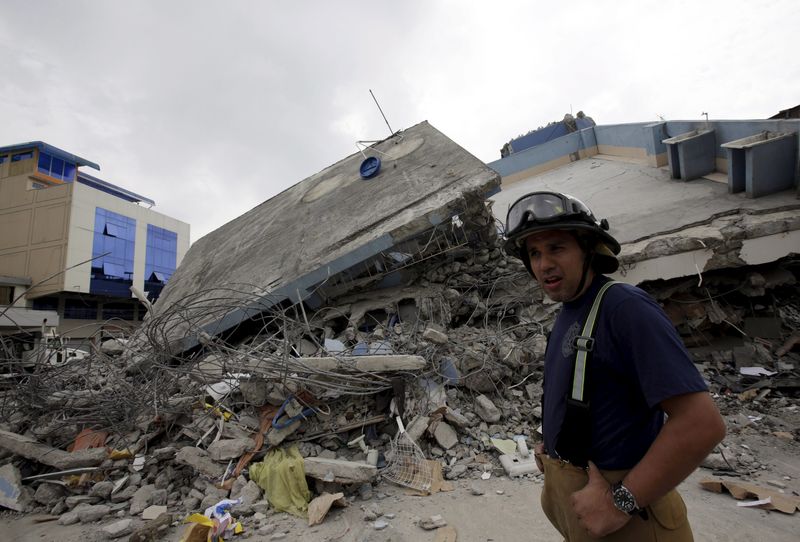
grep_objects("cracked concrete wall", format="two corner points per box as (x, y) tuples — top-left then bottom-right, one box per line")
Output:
(615, 209), (800, 284)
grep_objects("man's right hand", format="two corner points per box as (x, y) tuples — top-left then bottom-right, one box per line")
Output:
(534, 442), (545, 472)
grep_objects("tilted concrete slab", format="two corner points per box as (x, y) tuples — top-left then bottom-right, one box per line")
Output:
(491, 157), (800, 283)
(151, 121), (500, 349)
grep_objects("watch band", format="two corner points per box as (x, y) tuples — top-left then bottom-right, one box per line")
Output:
(611, 481), (648, 519)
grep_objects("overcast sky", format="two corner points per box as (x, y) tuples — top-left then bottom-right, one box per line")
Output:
(2, 1), (798, 241)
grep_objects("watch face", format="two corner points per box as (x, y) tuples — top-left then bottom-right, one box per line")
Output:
(613, 485), (637, 513)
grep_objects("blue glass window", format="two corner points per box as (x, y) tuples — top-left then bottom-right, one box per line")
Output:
(36, 151), (77, 182)
(102, 302), (135, 320)
(11, 152), (33, 162)
(38, 152), (50, 173)
(90, 208), (136, 296)
(32, 297), (59, 311)
(104, 223), (121, 238)
(144, 224), (177, 301)
(0, 155), (7, 164)
(64, 299), (97, 320)
(63, 162), (76, 180)
(103, 262), (126, 278)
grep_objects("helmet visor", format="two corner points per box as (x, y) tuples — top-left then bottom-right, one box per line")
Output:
(505, 192), (591, 237)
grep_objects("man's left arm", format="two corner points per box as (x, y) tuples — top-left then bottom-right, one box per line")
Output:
(571, 390), (726, 537)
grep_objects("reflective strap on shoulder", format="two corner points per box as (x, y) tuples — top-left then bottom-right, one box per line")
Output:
(570, 281), (619, 402)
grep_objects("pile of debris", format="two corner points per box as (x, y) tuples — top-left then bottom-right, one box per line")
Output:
(1, 178), (799, 534)
(1, 221), (798, 536)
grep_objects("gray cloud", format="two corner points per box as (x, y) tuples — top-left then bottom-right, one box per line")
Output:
(1, 0), (798, 240)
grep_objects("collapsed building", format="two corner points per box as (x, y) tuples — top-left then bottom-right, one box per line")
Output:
(0, 118), (798, 536)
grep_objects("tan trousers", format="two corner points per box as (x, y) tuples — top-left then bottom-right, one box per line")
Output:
(540, 454), (694, 542)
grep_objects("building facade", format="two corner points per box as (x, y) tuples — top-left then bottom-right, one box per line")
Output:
(0, 141), (190, 340)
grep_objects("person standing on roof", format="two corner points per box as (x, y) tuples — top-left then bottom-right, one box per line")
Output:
(503, 192), (726, 541)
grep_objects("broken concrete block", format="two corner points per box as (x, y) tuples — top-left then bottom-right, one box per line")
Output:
(100, 338), (126, 356)
(208, 437), (255, 461)
(51, 500), (68, 516)
(303, 457), (378, 484)
(463, 371), (496, 393)
(701, 453), (730, 471)
(445, 464), (468, 480)
(0, 463), (30, 512)
(152, 446), (177, 461)
(229, 475), (248, 499)
(150, 488), (167, 506)
(142, 504), (167, 520)
(240, 379), (269, 406)
(499, 453), (539, 477)
(154, 470), (171, 490)
(128, 512), (173, 542)
(89, 480), (115, 500)
(111, 485), (138, 504)
(405, 415), (430, 444)
(432, 421), (459, 450)
(0, 429), (107, 470)
(443, 407), (472, 428)
(129, 484), (156, 515)
(58, 510), (81, 525)
(423, 326), (449, 345)
(102, 518), (134, 539)
(175, 446), (226, 479)
(474, 394), (501, 423)
(78, 504), (111, 523)
(232, 480), (263, 512)
(266, 419), (301, 447)
(419, 514), (448, 530)
(33, 481), (67, 506)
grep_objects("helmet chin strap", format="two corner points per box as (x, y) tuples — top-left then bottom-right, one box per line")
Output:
(569, 250), (595, 301)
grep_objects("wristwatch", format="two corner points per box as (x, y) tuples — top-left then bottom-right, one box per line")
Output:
(611, 481), (642, 516)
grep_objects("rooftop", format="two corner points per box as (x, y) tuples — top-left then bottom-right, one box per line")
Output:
(0, 141), (99, 170)
(488, 117), (800, 284)
(491, 157), (798, 246)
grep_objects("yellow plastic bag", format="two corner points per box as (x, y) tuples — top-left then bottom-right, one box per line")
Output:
(249, 445), (311, 518)
(180, 513), (243, 542)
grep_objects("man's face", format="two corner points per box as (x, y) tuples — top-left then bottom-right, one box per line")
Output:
(524, 230), (594, 302)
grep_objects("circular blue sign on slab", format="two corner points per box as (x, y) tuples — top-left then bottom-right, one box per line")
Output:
(360, 156), (381, 179)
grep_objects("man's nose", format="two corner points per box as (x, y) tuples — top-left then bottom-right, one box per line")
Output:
(538, 252), (556, 271)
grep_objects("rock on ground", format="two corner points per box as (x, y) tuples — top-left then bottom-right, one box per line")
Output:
(102, 518), (134, 539)
(474, 394), (501, 422)
(207, 437), (255, 461)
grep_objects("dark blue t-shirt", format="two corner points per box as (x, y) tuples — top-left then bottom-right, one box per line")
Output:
(542, 275), (707, 470)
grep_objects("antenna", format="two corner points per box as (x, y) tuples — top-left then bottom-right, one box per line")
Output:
(369, 89), (394, 136)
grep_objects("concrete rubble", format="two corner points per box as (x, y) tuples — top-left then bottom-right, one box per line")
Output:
(0, 121), (798, 537)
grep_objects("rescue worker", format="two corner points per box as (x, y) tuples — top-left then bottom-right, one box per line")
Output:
(503, 191), (726, 541)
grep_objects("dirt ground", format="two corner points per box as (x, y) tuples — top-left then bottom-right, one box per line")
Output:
(3, 454), (797, 542)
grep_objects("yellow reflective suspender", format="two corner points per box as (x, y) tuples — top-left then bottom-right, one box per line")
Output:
(570, 280), (619, 403)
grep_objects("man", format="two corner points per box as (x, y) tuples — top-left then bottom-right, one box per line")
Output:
(503, 191), (726, 541)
